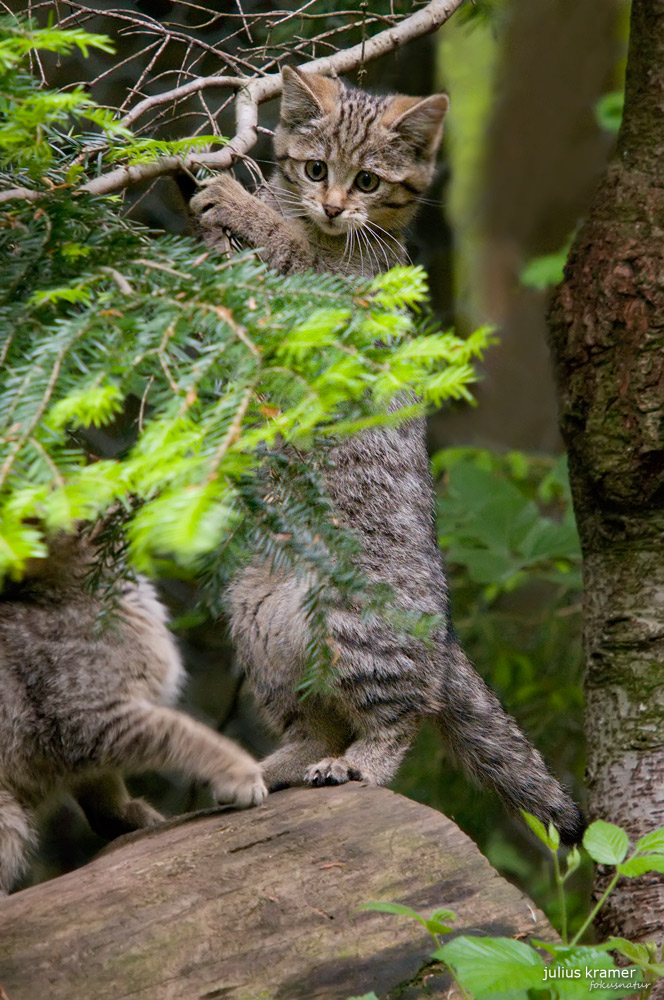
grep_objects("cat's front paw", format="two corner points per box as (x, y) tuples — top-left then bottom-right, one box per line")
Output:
(305, 757), (363, 786)
(190, 174), (251, 254)
(191, 174), (247, 223)
(212, 765), (268, 809)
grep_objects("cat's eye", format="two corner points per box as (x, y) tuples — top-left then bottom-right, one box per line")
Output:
(354, 170), (380, 193)
(305, 160), (328, 182)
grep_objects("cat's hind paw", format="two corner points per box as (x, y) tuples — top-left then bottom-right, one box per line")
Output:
(123, 798), (165, 830)
(305, 757), (363, 787)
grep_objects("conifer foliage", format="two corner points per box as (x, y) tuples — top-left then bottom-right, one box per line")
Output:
(0, 19), (490, 641)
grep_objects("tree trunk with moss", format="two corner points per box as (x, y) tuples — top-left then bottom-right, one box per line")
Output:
(548, 0), (664, 947)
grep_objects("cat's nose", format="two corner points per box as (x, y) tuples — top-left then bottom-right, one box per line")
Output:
(323, 203), (343, 219)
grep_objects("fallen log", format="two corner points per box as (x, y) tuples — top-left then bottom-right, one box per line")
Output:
(0, 785), (551, 999)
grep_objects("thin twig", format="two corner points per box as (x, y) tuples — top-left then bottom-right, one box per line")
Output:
(99, 266), (134, 296)
(80, 0), (465, 197)
(28, 436), (66, 490)
(138, 375), (154, 433)
(209, 304), (261, 358)
(0, 186), (43, 204)
(8, 0), (463, 205)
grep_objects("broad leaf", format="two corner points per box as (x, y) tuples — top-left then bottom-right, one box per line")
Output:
(583, 820), (629, 864)
(618, 854), (664, 877)
(634, 829), (664, 853)
(436, 936), (544, 997)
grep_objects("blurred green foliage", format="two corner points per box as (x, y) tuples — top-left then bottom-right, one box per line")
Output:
(520, 245), (572, 291)
(595, 91), (624, 135)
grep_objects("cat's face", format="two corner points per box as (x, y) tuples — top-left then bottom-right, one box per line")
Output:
(274, 68), (448, 243)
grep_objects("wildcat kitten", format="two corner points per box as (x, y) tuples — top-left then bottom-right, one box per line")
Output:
(191, 67), (584, 844)
(0, 530), (267, 894)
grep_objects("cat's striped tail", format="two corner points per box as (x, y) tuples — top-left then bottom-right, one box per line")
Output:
(436, 642), (585, 846)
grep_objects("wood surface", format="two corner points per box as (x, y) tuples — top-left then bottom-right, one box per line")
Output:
(0, 785), (551, 1000)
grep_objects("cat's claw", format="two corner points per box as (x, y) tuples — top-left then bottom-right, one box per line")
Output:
(305, 757), (363, 786)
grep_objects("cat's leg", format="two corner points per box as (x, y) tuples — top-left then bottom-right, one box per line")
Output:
(191, 174), (316, 274)
(75, 770), (164, 840)
(260, 726), (335, 791)
(89, 703), (267, 808)
(304, 719), (418, 787)
(0, 788), (35, 895)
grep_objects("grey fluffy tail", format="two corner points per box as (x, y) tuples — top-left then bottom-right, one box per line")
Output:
(436, 643), (585, 846)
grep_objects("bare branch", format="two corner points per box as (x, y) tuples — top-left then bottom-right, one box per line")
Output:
(81, 0), (465, 198)
(121, 74), (247, 129)
(0, 187), (43, 205)
(6, 0), (464, 205)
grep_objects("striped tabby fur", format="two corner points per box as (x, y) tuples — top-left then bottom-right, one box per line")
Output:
(0, 532), (266, 894)
(192, 67), (584, 845)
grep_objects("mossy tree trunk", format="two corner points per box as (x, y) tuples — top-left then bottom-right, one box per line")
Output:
(548, 0), (664, 944)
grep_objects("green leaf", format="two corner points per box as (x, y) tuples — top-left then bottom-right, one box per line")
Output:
(357, 901), (423, 922)
(368, 265), (428, 309)
(565, 846), (581, 877)
(595, 91), (624, 134)
(634, 829), (664, 853)
(435, 936), (545, 997)
(522, 811), (559, 851)
(47, 383), (124, 431)
(424, 918), (455, 936)
(583, 820), (630, 865)
(520, 243), (571, 290)
(606, 938), (654, 968)
(617, 854), (664, 877)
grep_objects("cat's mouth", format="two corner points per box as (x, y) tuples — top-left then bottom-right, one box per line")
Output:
(311, 213), (352, 237)
(316, 219), (344, 236)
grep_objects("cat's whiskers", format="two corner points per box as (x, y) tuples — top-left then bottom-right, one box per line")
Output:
(356, 225), (382, 277)
(266, 183), (307, 209)
(366, 221), (411, 266)
(340, 226), (353, 268)
(355, 225), (367, 277)
(359, 221), (391, 273)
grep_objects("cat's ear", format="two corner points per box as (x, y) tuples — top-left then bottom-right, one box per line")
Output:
(382, 93), (450, 156)
(280, 66), (341, 125)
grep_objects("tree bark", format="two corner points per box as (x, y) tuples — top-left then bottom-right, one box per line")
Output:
(0, 786), (551, 1000)
(548, 0), (664, 951)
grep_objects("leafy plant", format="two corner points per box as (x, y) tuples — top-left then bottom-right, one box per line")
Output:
(357, 816), (664, 999)
(432, 448), (581, 598)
